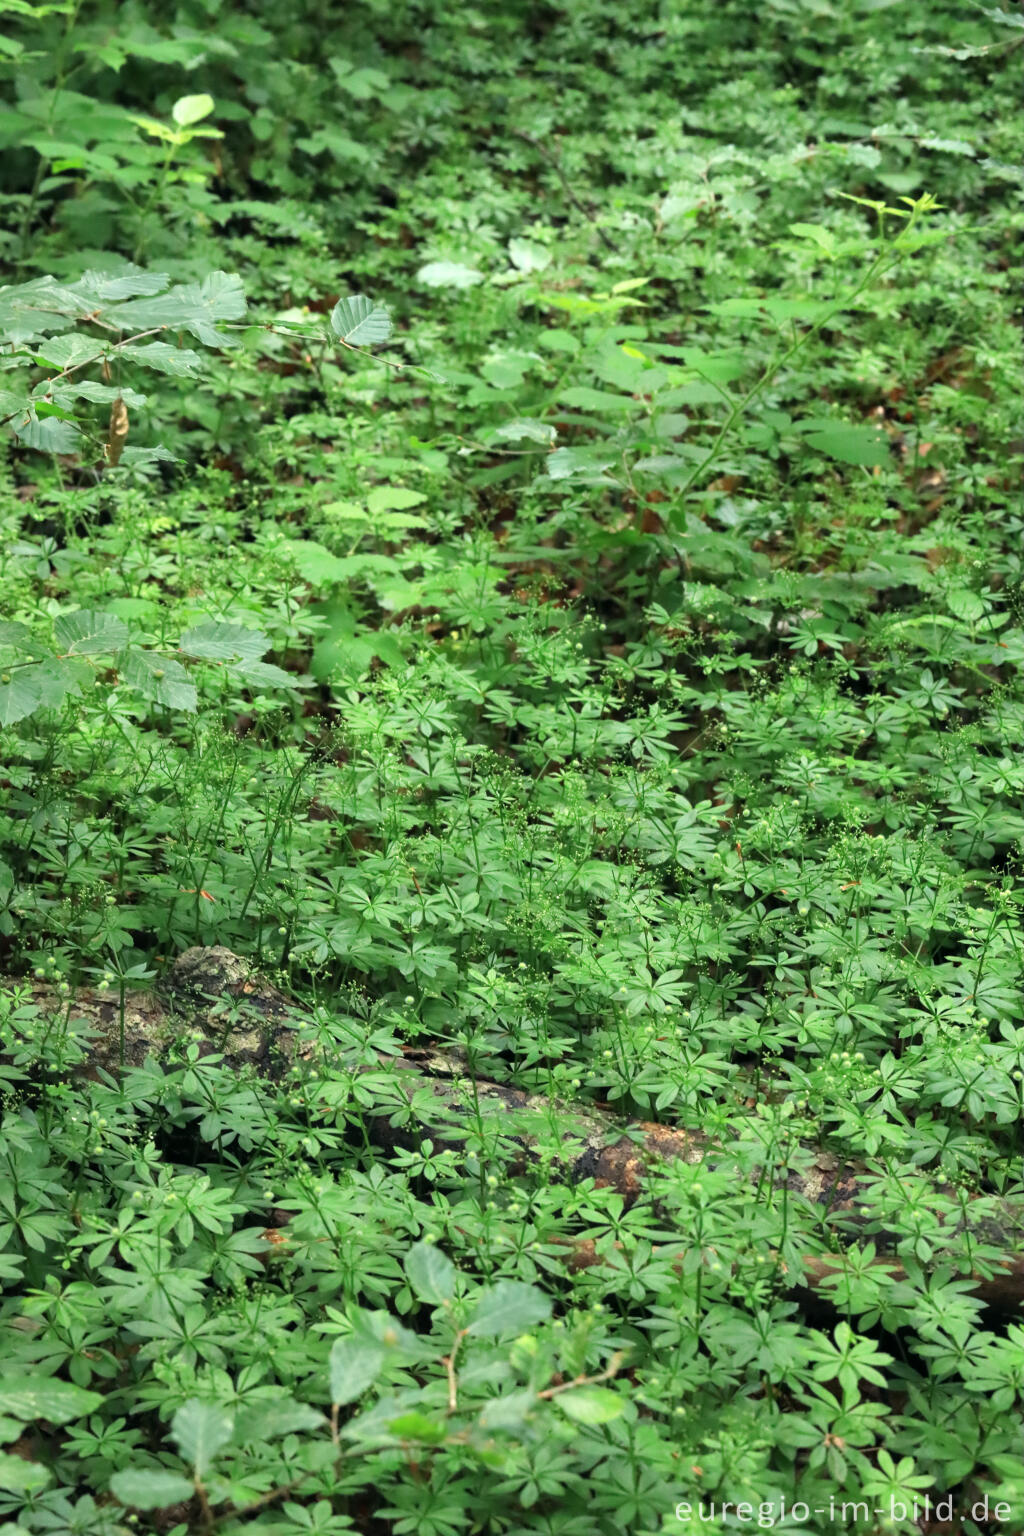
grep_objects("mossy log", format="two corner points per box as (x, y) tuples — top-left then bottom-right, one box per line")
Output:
(9, 946), (1024, 1310)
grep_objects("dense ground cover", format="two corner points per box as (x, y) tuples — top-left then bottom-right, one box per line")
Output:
(1, 1), (1023, 1531)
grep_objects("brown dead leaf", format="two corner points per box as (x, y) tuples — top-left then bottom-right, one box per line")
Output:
(105, 396), (129, 467)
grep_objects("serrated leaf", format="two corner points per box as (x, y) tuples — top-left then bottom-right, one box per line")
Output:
(493, 418), (556, 445)
(54, 610), (129, 655)
(0, 1377), (102, 1425)
(405, 1241), (456, 1305)
(72, 267), (170, 302)
(109, 1469), (194, 1510)
(20, 659), (91, 711)
(546, 447), (616, 482)
(234, 660), (301, 689)
(119, 445), (178, 466)
(554, 1386), (624, 1424)
(0, 275), (91, 345)
(112, 272), (246, 348)
(32, 333), (107, 371)
(48, 380), (146, 409)
(466, 1281), (552, 1338)
(416, 261), (484, 289)
(796, 419), (889, 466)
(118, 341), (203, 377)
(329, 1338), (386, 1406)
(172, 93), (214, 128)
(365, 485), (426, 514)
(177, 622), (270, 663)
(330, 295), (392, 347)
(118, 649), (197, 711)
(0, 676), (43, 726)
(10, 408), (81, 453)
(171, 1400), (234, 1476)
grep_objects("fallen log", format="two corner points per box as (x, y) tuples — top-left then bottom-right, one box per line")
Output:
(6, 945), (1024, 1309)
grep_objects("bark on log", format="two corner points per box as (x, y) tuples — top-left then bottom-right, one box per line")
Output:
(7, 946), (1024, 1310)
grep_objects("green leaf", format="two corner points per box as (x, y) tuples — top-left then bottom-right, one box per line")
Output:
(0, 676), (44, 726)
(172, 94), (215, 128)
(478, 1389), (539, 1430)
(74, 267), (169, 302)
(0, 1454), (49, 1496)
(20, 659), (90, 711)
(559, 386), (638, 413)
(0, 1377), (102, 1426)
(112, 272), (246, 348)
(796, 419), (889, 466)
(945, 589), (987, 623)
(508, 238), (550, 273)
(493, 418), (556, 445)
(233, 1400), (325, 1445)
(118, 649), (197, 711)
(546, 447), (616, 482)
(32, 333), (107, 371)
(405, 1241), (456, 1305)
(387, 1411), (447, 1443)
(467, 1281), (552, 1338)
(54, 610), (130, 655)
(329, 1338), (386, 1406)
(171, 1400), (234, 1476)
(119, 445), (178, 468)
(47, 380), (147, 409)
(554, 1386), (625, 1424)
(118, 342), (203, 377)
(109, 1469), (195, 1510)
(0, 623), (31, 650)
(682, 348), (747, 386)
(234, 660), (301, 690)
(417, 261), (484, 289)
(330, 295), (392, 347)
(788, 222), (838, 257)
(177, 622), (270, 663)
(365, 486), (426, 514)
(284, 539), (349, 586)
(9, 408), (81, 453)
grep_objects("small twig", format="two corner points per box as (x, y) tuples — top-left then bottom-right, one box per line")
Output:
(536, 1350), (627, 1400)
(511, 128), (615, 250)
(441, 1327), (470, 1414)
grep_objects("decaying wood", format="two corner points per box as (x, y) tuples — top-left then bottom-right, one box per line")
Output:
(6, 946), (1023, 1309)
